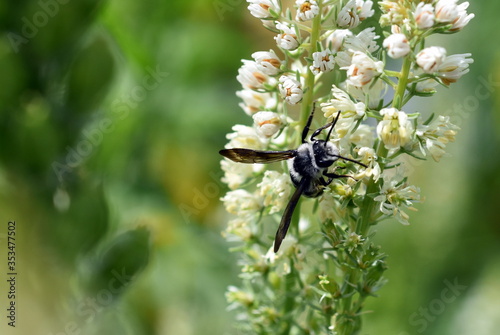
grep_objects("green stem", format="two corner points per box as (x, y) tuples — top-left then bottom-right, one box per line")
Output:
(298, 9), (322, 144)
(392, 57), (412, 110)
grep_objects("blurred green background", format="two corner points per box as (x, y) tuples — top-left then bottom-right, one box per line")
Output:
(0, 1), (498, 334)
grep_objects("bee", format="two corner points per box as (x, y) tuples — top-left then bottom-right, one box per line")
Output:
(220, 108), (367, 252)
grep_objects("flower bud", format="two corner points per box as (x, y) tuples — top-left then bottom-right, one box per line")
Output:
(252, 50), (281, 75)
(416, 46), (447, 73)
(383, 33), (410, 59)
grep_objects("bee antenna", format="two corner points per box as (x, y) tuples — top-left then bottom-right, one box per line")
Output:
(324, 110), (341, 147)
(336, 155), (368, 168)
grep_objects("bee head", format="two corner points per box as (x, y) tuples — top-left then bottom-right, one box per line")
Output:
(313, 140), (339, 168)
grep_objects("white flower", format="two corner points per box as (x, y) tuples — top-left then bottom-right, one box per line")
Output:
(345, 51), (384, 87)
(225, 125), (266, 150)
(451, 2), (474, 31)
(247, 0), (280, 19)
(274, 21), (299, 50)
(343, 78), (387, 109)
(295, 0), (319, 22)
(410, 70), (439, 94)
(437, 53), (473, 85)
(414, 2), (435, 29)
(416, 115), (460, 162)
(320, 90), (367, 146)
(335, 28), (380, 68)
(253, 111), (284, 138)
(343, 28), (380, 55)
(335, 51), (352, 69)
(435, 0), (459, 23)
(258, 170), (293, 214)
(349, 124), (375, 148)
(310, 49), (335, 75)
(226, 285), (254, 309)
(356, 0), (375, 20)
(326, 29), (353, 53)
(321, 85), (366, 121)
(377, 108), (414, 150)
(337, 0), (360, 28)
(379, 0), (407, 26)
(354, 147), (381, 182)
(374, 177), (420, 225)
(221, 189), (261, 216)
(415, 78), (439, 93)
(278, 75), (303, 104)
(223, 218), (253, 242)
(337, 0), (374, 27)
(237, 60), (269, 89)
(317, 188), (340, 222)
(383, 33), (410, 59)
(266, 235), (298, 263)
(236, 89), (276, 116)
(252, 50), (281, 75)
(222, 159), (263, 189)
(416, 46), (447, 73)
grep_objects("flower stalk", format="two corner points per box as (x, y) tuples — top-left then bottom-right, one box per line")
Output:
(299, 6), (322, 136)
(222, 1), (474, 334)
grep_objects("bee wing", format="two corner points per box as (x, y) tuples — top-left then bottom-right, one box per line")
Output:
(219, 148), (297, 164)
(273, 177), (309, 253)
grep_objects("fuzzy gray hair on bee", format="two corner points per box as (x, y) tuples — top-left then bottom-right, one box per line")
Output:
(220, 105), (367, 252)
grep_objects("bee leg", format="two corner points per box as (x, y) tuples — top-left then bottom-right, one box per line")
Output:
(310, 122), (334, 141)
(310, 111), (341, 141)
(323, 171), (352, 185)
(302, 103), (316, 143)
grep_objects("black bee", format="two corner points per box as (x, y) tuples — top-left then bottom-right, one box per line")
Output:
(220, 108), (367, 252)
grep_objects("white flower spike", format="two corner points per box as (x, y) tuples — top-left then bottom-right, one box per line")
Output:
(222, 0), (474, 332)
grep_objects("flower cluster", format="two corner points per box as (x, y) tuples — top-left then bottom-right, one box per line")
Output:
(220, 1), (473, 334)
